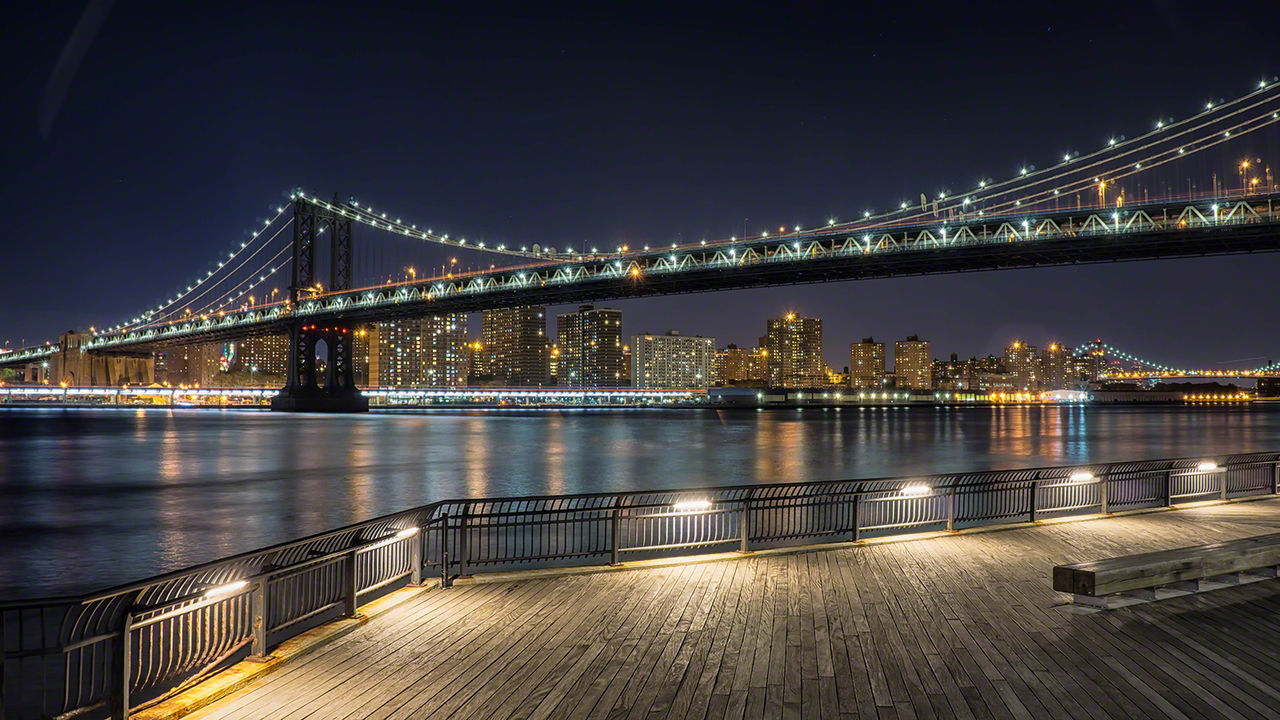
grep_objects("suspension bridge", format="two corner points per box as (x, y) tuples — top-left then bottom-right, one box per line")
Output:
(4, 80), (1280, 409)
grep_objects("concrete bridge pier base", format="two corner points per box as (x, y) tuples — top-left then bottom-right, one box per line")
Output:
(271, 323), (368, 413)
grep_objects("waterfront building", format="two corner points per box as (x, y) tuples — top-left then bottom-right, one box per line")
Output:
(234, 334), (288, 377)
(481, 306), (549, 386)
(548, 344), (560, 384)
(715, 344), (768, 386)
(1041, 343), (1070, 390)
(893, 335), (932, 390)
(1004, 341), (1042, 391)
(369, 318), (423, 386)
(556, 305), (624, 387)
(423, 313), (469, 386)
(766, 313), (824, 389)
(631, 331), (715, 388)
(850, 337), (886, 389)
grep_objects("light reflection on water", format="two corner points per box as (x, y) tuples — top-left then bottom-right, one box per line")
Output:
(1, 404), (1278, 599)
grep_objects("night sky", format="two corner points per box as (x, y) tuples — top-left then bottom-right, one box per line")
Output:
(2, 2), (1277, 369)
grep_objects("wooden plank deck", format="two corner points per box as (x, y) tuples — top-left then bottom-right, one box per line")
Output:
(187, 499), (1280, 720)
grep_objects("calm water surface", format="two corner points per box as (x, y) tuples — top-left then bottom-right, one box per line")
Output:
(2, 404), (1279, 599)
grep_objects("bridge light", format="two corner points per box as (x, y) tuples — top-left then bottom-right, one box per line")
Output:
(1019, 167), (1028, 175)
(1206, 101), (1214, 109)
(1108, 138), (1116, 146)
(1155, 121), (1163, 129)
(1063, 153), (1071, 162)
(900, 201), (908, 209)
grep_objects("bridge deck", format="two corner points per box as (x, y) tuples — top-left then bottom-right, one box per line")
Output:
(188, 499), (1280, 720)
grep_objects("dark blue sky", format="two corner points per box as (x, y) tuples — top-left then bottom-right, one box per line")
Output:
(2, 1), (1277, 368)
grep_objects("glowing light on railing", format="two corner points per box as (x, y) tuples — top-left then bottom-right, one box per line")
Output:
(1068, 471), (1094, 483)
(1196, 461), (1218, 472)
(899, 484), (931, 497)
(203, 580), (248, 599)
(395, 527), (419, 538)
(673, 499), (713, 512)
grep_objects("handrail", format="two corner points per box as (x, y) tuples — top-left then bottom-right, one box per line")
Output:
(3, 449), (1278, 720)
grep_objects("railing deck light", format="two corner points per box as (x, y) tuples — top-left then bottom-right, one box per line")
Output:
(1068, 471), (1095, 483)
(673, 499), (713, 512)
(203, 580), (248, 599)
(395, 527), (419, 538)
(1196, 461), (1219, 472)
(899, 484), (931, 497)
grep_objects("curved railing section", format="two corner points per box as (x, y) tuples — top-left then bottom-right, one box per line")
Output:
(3, 450), (1280, 719)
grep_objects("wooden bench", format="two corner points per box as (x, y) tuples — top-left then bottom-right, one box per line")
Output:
(1053, 532), (1280, 608)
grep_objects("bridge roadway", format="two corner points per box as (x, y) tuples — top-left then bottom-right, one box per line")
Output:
(185, 498), (1280, 720)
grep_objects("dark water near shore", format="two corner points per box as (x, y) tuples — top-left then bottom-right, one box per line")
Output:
(2, 404), (1279, 599)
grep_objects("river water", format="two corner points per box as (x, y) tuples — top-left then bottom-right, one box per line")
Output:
(2, 404), (1279, 599)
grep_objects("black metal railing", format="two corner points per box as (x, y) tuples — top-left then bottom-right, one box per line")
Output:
(3, 450), (1279, 719)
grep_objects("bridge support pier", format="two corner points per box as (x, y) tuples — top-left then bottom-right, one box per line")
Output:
(271, 323), (368, 412)
(271, 193), (367, 412)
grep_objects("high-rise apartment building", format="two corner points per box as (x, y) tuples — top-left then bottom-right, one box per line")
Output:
(556, 305), (624, 387)
(368, 313), (467, 386)
(1041, 343), (1070, 390)
(1004, 341), (1042, 391)
(481, 306), (549, 386)
(715, 344), (768, 385)
(850, 337), (886, 389)
(369, 318), (424, 386)
(631, 331), (715, 388)
(422, 313), (469, 386)
(234, 334), (288, 377)
(893, 335), (932, 390)
(766, 314), (824, 388)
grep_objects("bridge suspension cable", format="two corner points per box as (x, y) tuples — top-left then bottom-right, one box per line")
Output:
(833, 78), (1280, 232)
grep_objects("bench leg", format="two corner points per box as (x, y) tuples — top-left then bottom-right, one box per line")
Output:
(1072, 593), (1114, 609)
(1247, 566), (1279, 579)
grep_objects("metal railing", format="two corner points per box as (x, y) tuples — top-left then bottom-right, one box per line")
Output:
(3, 450), (1279, 719)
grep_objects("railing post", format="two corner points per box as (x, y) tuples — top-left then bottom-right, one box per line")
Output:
(458, 504), (471, 578)
(1028, 481), (1038, 523)
(1099, 474), (1109, 514)
(610, 503), (622, 566)
(1220, 468), (1228, 501)
(344, 549), (359, 617)
(1165, 470), (1173, 507)
(1273, 462), (1279, 495)
(410, 529), (423, 586)
(740, 492), (753, 553)
(852, 494), (862, 542)
(440, 513), (451, 588)
(113, 610), (133, 720)
(249, 578), (269, 659)
(946, 487), (955, 532)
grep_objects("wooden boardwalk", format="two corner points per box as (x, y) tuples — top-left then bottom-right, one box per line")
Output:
(188, 499), (1280, 720)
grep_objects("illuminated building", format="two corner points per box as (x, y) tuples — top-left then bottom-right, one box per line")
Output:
(369, 318), (423, 386)
(893, 335), (932, 390)
(234, 334), (288, 376)
(1041, 343), (1070, 390)
(850, 337), (886, 389)
(766, 313), (824, 389)
(481, 306), (549, 386)
(556, 305), (624, 387)
(422, 313), (469, 386)
(631, 331), (715, 388)
(715, 344), (768, 385)
(1004, 341), (1042, 391)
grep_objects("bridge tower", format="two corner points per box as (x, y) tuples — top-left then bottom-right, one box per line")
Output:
(271, 195), (369, 412)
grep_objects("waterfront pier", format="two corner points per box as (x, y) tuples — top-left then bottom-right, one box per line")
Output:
(186, 499), (1280, 720)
